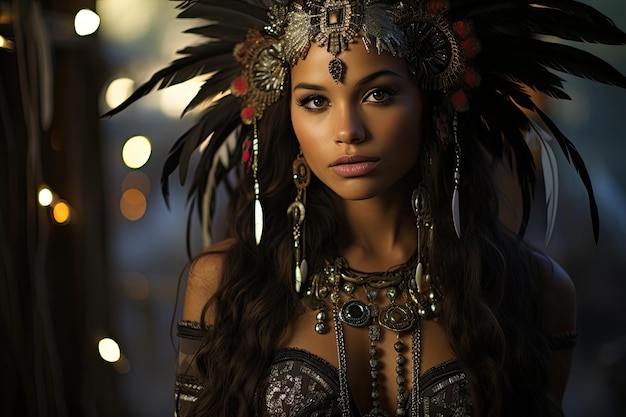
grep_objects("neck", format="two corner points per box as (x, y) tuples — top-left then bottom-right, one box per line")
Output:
(334, 192), (416, 272)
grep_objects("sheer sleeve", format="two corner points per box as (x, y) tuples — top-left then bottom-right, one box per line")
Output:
(175, 320), (206, 417)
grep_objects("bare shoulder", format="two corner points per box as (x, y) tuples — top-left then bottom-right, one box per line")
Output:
(531, 251), (577, 333)
(182, 238), (235, 323)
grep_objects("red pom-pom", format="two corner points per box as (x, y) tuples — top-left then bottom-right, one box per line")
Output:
(231, 76), (248, 96)
(451, 90), (469, 112)
(462, 37), (481, 58)
(427, 0), (447, 13)
(241, 106), (256, 124)
(452, 21), (470, 39)
(463, 68), (481, 88)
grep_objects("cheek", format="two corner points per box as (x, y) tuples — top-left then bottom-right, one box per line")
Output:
(374, 106), (424, 156)
(291, 111), (325, 173)
(291, 103), (316, 146)
(397, 95), (424, 154)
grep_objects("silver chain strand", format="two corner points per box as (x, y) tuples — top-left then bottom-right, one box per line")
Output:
(410, 318), (422, 416)
(333, 301), (351, 417)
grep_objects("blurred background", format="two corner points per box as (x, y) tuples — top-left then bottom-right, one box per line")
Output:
(0, 0), (624, 416)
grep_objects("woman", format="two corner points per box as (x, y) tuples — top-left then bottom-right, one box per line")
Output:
(108, 1), (626, 416)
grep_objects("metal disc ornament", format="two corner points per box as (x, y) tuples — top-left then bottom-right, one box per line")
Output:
(340, 299), (371, 327)
(378, 304), (414, 332)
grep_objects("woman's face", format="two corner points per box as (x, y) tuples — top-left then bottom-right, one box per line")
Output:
(290, 39), (424, 201)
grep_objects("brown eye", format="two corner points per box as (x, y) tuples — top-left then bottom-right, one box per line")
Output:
(372, 90), (386, 101)
(364, 88), (398, 103)
(311, 97), (326, 108)
(296, 95), (329, 111)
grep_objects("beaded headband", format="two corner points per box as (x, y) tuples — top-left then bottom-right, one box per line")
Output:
(106, 0), (626, 246)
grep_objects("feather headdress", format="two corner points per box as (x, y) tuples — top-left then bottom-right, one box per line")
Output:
(105, 0), (626, 246)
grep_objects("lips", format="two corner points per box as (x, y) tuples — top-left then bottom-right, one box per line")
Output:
(330, 155), (380, 178)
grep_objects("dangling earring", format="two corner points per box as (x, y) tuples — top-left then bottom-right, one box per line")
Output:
(288, 151), (310, 293)
(253, 120), (263, 245)
(410, 183), (442, 319)
(452, 112), (462, 239)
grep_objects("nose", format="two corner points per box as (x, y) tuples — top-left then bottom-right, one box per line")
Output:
(334, 104), (366, 145)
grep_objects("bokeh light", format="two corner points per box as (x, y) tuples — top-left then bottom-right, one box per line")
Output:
(52, 201), (71, 224)
(0, 35), (15, 51)
(74, 9), (101, 37)
(105, 77), (135, 109)
(120, 189), (147, 221)
(38, 187), (54, 207)
(96, 0), (157, 42)
(98, 338), (121, 363)
(113, 355), (131, 374)
(159, 78), (204, 118)
(123, 272), (150, 300)
(122, 170), (151, 196)
(122, 136), (151, 169)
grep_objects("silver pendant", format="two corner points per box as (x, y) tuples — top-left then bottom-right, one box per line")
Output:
(339, 299), (371, 327)
(378, 304), (414, 332)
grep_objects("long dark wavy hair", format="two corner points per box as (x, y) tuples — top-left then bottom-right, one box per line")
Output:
(185, 85), (559, 416)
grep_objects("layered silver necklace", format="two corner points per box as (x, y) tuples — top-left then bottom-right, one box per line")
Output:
(306, 256), (423, 417)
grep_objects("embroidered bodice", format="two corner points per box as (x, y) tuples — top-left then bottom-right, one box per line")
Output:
(258, 348), (471, 417)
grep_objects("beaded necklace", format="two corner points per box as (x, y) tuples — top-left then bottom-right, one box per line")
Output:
(306, 255), (423, 417)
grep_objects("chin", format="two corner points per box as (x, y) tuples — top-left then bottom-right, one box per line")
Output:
(328, 183), (394, 202)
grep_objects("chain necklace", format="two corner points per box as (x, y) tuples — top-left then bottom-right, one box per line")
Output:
(307, 255), (422, 416)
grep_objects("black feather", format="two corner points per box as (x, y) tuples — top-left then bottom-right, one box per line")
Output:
(180, 95), (241, 183)
(160, 95), (241, 204)
(183, 67), (241, 115)
(479, 48), (570, 100)
(468, 80), (538, 236)
(186, 24), (250, 42)
(534, 107), (599, 242)
(453, 0), (626, 43)
(478, 36), (626, 90)
(103, 43), (236, 118)
(178, 3), (267, 27)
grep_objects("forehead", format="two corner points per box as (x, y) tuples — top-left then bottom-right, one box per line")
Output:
(290, 39), (411, 86)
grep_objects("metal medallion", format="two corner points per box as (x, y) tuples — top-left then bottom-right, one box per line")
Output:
(339, 299), (371, 327)
(378, 304), (414, 332)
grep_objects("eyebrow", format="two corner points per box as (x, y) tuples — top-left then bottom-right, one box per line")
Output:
(292, 70), (403, 91)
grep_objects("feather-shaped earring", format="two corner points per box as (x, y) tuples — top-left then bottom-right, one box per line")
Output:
(288, 151), (310, 293)
(410, 184), (442, 319)
(253, 121), (263, 245)
(452, 113), (461, 239)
